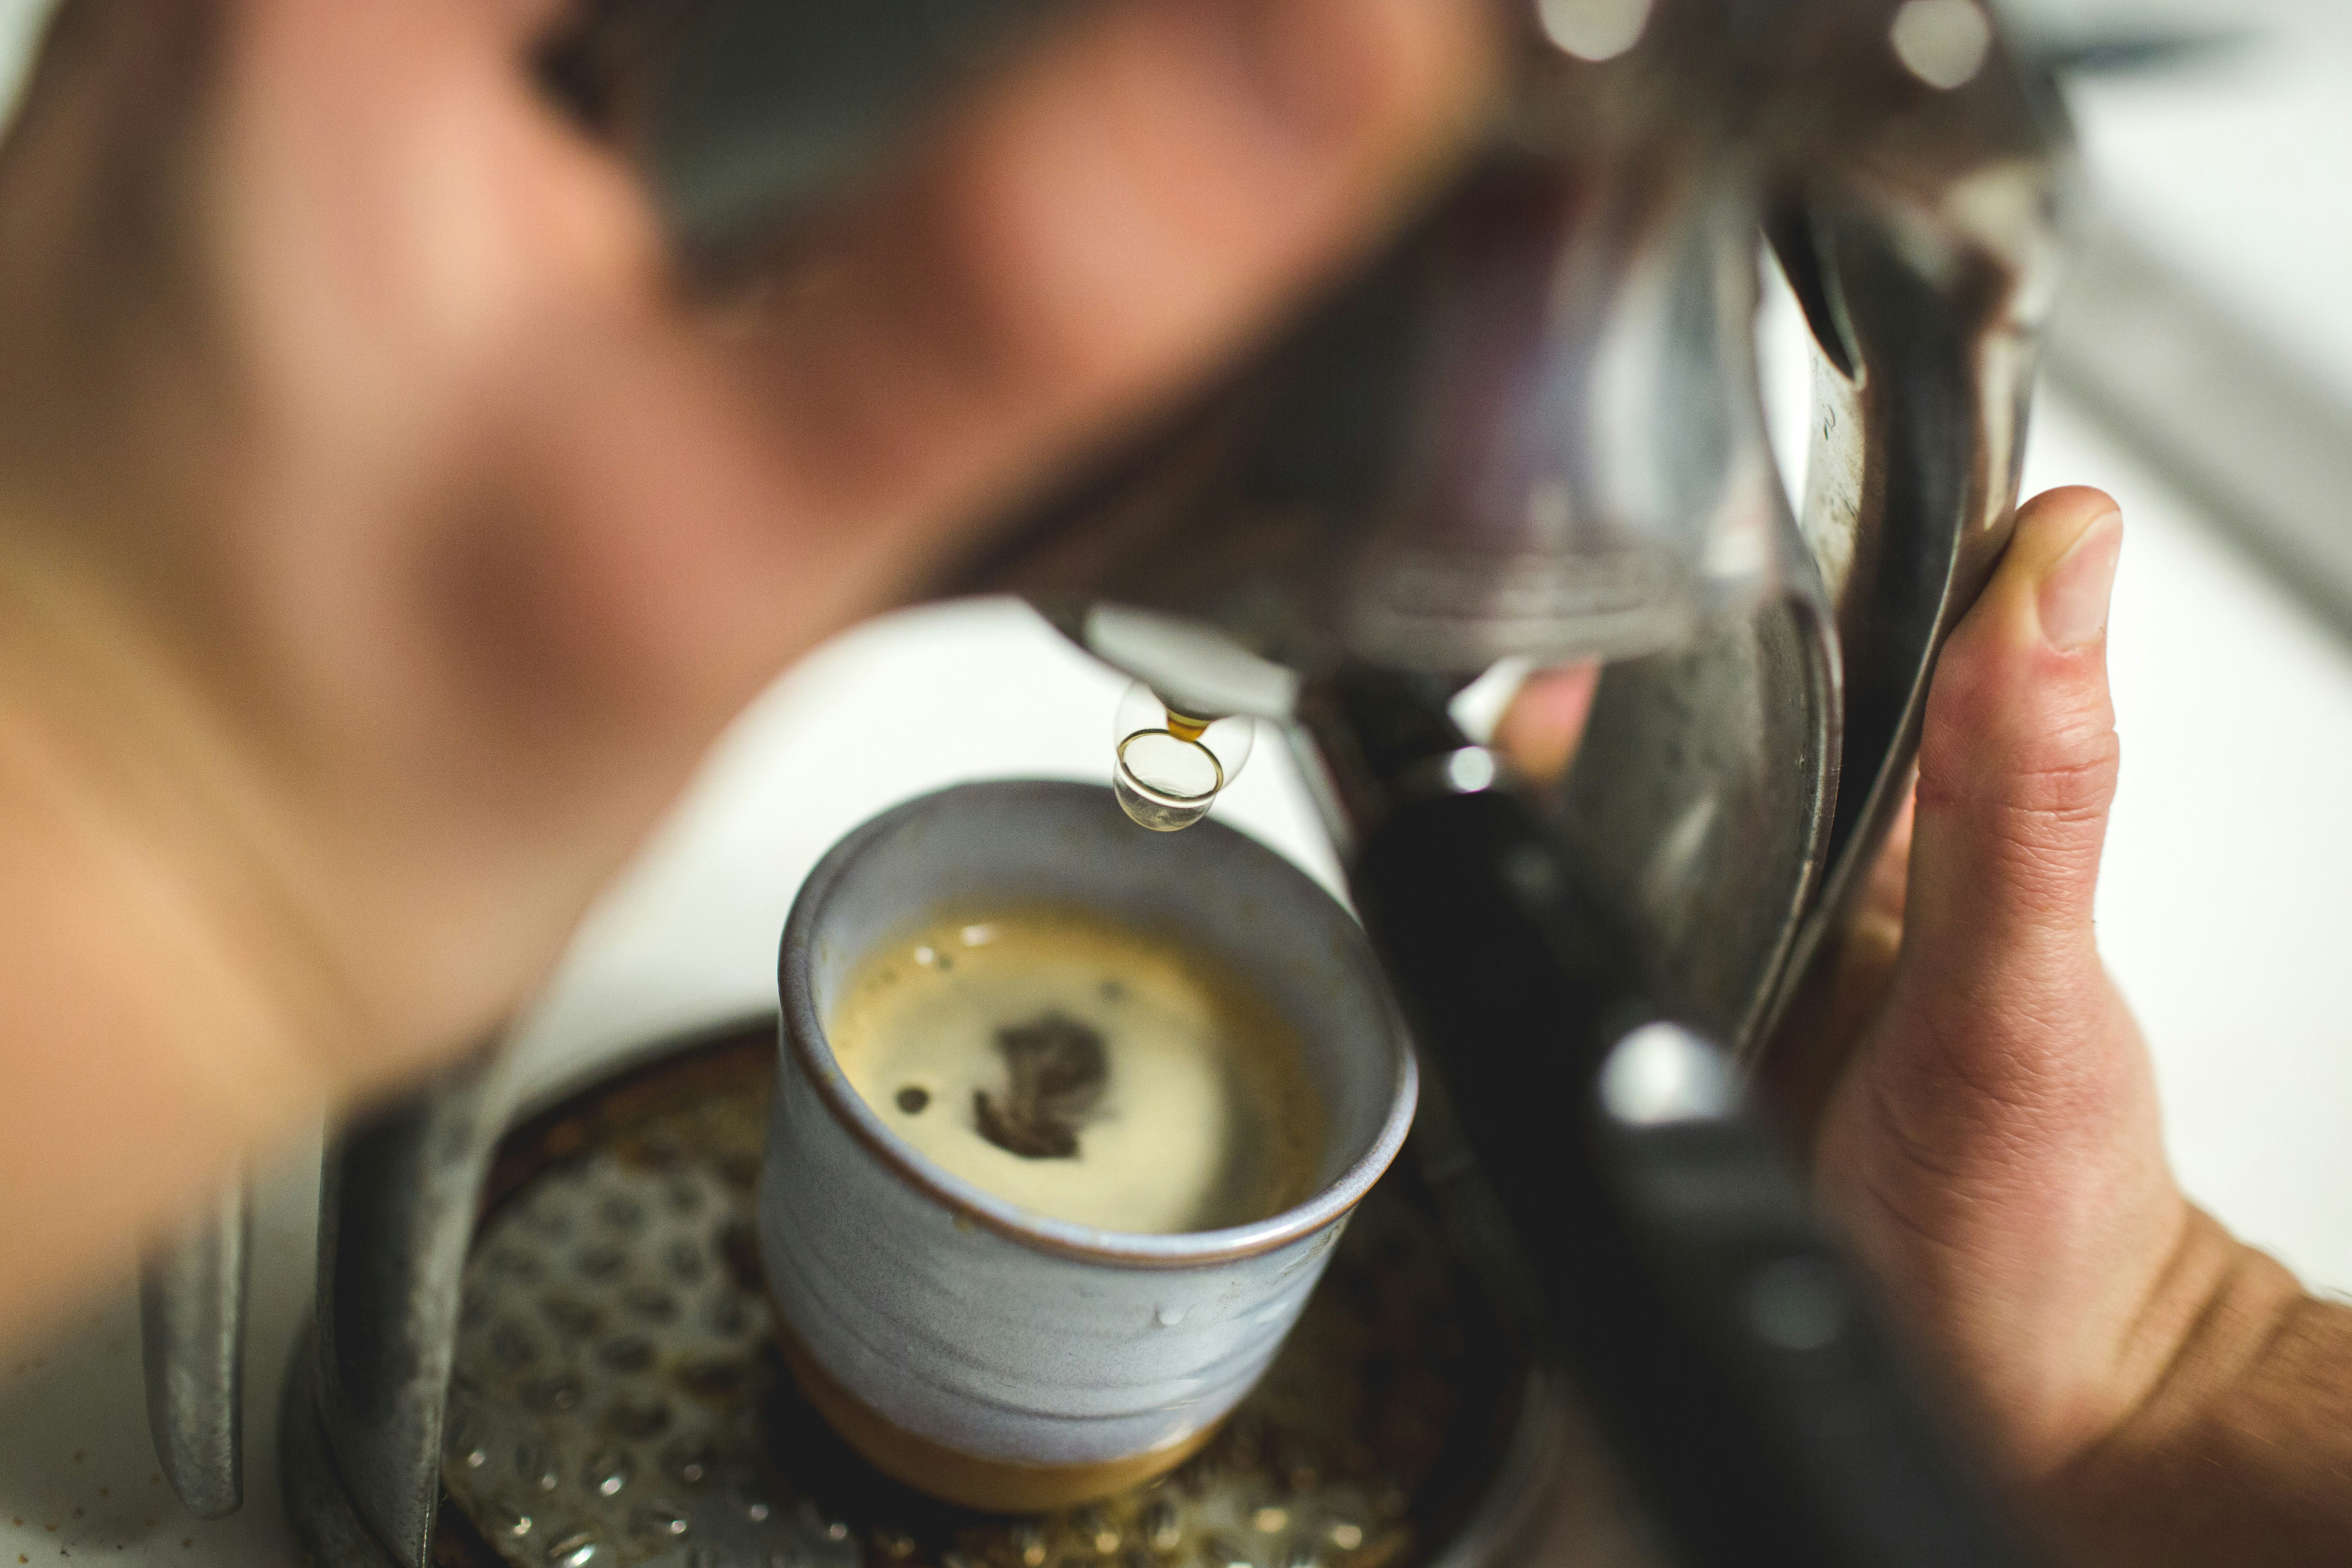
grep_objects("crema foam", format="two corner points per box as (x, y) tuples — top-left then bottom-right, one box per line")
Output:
(828, 907), (1325, 1235)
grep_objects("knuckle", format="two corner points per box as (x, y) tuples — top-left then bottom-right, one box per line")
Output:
(1916, 728), (2119, 838)
(1918, 635), (2121, 836)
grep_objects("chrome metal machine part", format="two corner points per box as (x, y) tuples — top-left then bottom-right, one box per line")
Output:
(140, 1183), (251, 1520)
(310, 1046), (522, 1567)
(953, 0), (2075, 1060)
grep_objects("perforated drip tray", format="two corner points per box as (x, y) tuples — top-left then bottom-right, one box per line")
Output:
(425, 1021), (1583, 1568)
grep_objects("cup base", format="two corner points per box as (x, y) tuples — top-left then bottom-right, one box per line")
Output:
(773, 1312), (1220, 1512)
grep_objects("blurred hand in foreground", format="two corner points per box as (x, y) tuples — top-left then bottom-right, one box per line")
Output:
(0, 0), (1494, 1343)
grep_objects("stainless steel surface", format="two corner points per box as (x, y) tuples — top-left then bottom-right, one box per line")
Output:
(1753, 14), (2078, 1052)
(441, 1045), (815, 1568)
(309, 1047), (519, 1568)
(2044, 220), (2352, 642)
(961, 0), (2076, 1062)
(281, 1347), (405, 1568)
(141, 1184), (252, 1521)
(1545, 511), (1839, 1056)
(1001, 106), (1783, 690)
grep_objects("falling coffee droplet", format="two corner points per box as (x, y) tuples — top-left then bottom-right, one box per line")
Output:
(1111, 682), (1254, 832)
(1114, 730), (1222, 833)
(895, 1086), (930, 1115)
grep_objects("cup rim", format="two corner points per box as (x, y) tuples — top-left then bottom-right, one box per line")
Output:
(778, 779), (1418, 1269)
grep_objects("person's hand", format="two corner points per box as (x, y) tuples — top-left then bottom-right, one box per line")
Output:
(1498, 485), (2352, 1562)
(1786, 486), (2352, 1563)
(0, 0), (1493, 1341)
(1796, 487), (2188, 1478)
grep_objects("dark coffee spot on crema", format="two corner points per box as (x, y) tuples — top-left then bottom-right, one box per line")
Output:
(895, 1086), (930, 1115)
(973, 1012), (1107, 1160)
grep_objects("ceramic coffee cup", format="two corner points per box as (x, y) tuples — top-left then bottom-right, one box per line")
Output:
(760, 780), (1416, 1510)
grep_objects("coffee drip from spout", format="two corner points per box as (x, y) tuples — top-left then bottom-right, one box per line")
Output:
(1110, 680), (1255, 831)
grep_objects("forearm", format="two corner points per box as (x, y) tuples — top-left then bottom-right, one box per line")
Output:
(2038, 1208), (2352, 1566)
(0, 553), (343, 1348)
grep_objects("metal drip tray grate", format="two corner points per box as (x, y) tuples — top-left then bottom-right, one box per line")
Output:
(434, 1024), (1548, 1568)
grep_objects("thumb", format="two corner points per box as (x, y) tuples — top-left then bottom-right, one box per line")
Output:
(1901, 486), (2123, 1021)
(1823, 491), (2203, 1478)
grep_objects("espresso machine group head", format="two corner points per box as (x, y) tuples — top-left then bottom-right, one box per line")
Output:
(139, 3), (2078, 1564)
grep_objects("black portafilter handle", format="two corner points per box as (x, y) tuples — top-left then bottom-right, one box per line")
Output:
(1310, 671), (2038, 1568)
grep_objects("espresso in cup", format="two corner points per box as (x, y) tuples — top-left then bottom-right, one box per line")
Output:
(830, 906), (1325, 1235)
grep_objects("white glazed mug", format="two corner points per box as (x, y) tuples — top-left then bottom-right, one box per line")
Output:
(760, 780), (1417, 1510)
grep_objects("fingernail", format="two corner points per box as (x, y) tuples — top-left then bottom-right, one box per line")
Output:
(2038, 510), (2122, 649)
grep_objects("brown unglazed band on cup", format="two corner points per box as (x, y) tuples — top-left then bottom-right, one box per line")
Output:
(773, 1308), (1219, 1511)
